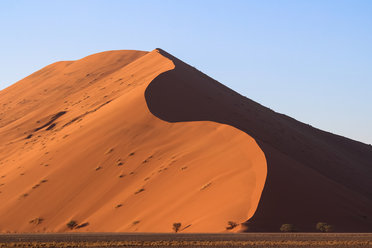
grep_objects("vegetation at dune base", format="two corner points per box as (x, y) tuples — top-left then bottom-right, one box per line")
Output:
(173, 222), (181, 233)
(2, 239), (372, 248)
(280, 224), (297, 232)
(316, 222), (333, 232)
(29, 217), (43, 225)
(67, 220), (78, 230)
(226, 221), (238, 230)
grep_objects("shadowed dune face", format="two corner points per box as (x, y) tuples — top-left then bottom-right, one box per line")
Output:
(146, 49), (372, 232)
(0, 49), (266, 233)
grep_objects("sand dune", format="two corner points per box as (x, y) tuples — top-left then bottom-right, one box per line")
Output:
(0, 49), (266, 233)
(0, 48), (371, 233)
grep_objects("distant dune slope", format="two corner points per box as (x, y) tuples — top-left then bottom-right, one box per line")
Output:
(0, 49), (266, 233)
(146, 49), (372, 232)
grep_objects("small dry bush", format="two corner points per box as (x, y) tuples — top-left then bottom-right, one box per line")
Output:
(67, 220), (78, 230)
(173, 222), (181, 233)
(316, 222), (333, 232)
(226, 221), (238, 230)
(29, 217), (43, 225)
(280, 223), (297, 232)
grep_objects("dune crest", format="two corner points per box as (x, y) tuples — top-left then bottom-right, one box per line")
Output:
(0, 49), (267, 233)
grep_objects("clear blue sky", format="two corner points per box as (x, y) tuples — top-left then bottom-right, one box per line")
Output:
(1, 0), (371, 144)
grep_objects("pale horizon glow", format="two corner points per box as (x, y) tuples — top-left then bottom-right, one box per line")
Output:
(0, 0), (371, 144)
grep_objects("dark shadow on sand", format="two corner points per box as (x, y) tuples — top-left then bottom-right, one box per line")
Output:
(144, 49), (372, 232)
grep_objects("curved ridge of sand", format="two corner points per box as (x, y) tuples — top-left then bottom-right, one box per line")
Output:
(0, 49), (267, 233)
(145, 49), (372, 232)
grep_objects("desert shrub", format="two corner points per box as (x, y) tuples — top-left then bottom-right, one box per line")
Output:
(316, 222), (333, 232)
(280, 224), (296, 232)
(173, 222), (181, 233)
(226, 221), (238, 230)
(29, 217), (43, 225)
(67, 220), (78, 230)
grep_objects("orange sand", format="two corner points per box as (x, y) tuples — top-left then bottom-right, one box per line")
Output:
(0, 49), (266, 233)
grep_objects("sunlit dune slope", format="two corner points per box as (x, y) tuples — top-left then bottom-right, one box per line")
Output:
(0, 49), (266, 232)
